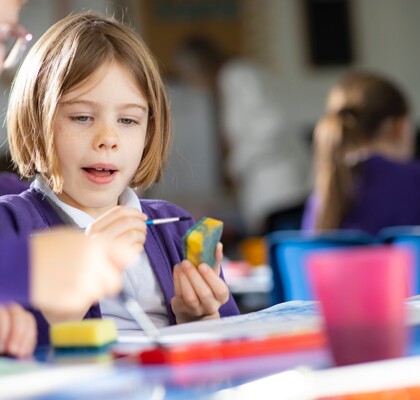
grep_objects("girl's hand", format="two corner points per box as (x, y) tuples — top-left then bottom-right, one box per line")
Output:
(86, 206), (148, 260)
(0, 304), (37, 358)
(171, 243), (230, 324)
(31, 227), (143, 324)
(41, 207), (147, 324)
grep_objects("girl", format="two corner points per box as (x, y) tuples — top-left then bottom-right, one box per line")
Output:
(302, 70), (420, 235)
(1, 11), (239, 345)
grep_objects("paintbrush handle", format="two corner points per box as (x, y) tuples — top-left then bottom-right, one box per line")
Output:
(118, 291), (161, 341)
(146, 217), (191, 225)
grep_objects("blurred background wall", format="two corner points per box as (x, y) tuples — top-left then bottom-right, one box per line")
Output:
(1, 0), (420, 243)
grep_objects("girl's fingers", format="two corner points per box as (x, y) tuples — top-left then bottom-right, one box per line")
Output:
(107, 239), (142, 269)
(173, 264), (182, 295)
(172, 243), (227, 321)
(96, 206), (147, 227)
(86, 210), (147, 258)
(178, 266), (200, 312)
(0, 307), (10, 354)
(86, 207), (147, 236)
(118, 229), (146, 246)
(179, 262), (224, 315)
(88, 217), (147, 240)
(213, 242), (223, 274)
(95, 215), (147, 235)
(21, 312), (37, 357)
(197, 263), (230, 305)
(14, 310), (36, 357)
(6, 304), (31, 357)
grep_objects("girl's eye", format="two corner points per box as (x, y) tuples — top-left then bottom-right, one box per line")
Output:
(71, 116), (91, 123)
(119, 118), (138, 125)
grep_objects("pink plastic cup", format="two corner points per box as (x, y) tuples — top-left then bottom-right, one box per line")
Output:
(307, 246), (412, 366)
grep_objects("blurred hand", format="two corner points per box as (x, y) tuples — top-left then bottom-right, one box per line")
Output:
(30, 225), (143, 322)
(0, 304), (37, 358)
(85, 206), (147, 260)
(171, 243), (230, 324)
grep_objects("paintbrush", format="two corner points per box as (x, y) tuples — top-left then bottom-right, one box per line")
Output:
(146, 216), (191, 226)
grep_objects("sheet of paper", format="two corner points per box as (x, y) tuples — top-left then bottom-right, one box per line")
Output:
(117, 297), (420, 347)
(117, 300), (322, 346)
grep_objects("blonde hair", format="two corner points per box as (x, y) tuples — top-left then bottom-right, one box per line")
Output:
(7, 11), (171, 192)
(314, 70), (410, 231)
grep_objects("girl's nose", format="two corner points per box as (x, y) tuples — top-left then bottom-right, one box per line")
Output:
(93, 124), (119, 150)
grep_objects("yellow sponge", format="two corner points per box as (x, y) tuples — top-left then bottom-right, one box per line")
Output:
(183, 217), (223, 267)
(50, 319), (117, 348)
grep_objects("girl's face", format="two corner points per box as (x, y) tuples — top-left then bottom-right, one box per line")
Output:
(54, 61), (148, 218)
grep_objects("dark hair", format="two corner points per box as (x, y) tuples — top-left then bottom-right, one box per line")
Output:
(314, 70), (410, 230)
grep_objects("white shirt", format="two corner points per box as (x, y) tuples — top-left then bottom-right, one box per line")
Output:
(33, 176), (169, 333)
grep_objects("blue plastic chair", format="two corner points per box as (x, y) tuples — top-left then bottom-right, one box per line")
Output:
(266, 230), (376, 303)
(379, 226), (420, 295)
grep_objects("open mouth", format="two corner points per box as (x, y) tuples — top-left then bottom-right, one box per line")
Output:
(83, 167), (117, 177)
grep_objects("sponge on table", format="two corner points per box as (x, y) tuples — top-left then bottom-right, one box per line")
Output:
(183, 217), (223, 267)
(50, 319), (117, 348)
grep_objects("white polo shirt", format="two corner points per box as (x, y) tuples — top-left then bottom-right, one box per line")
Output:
(32, 176), (169, 333)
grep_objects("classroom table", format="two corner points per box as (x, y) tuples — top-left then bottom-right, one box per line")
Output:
(2, 300), (420, 400)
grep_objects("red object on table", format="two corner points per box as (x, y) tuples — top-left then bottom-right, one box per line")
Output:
(136, 330), (325, 365)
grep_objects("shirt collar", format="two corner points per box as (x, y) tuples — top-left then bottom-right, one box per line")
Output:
(32, 175), (141, 229)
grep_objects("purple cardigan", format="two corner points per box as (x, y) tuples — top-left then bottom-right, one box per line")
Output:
(0, 172), (30, 196)
(0, 238), (30, 305)
(302, 155), (420, 235)
(0, 174), (33, 305)
(0, 188), (240, 345)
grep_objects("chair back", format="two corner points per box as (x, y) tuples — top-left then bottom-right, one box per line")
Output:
(379, 226), (420, 295)
(266, 230), (376, 303)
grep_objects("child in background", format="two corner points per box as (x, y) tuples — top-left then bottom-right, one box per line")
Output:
(302, 70), (420, 234)
(0, 11), (239, 345)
